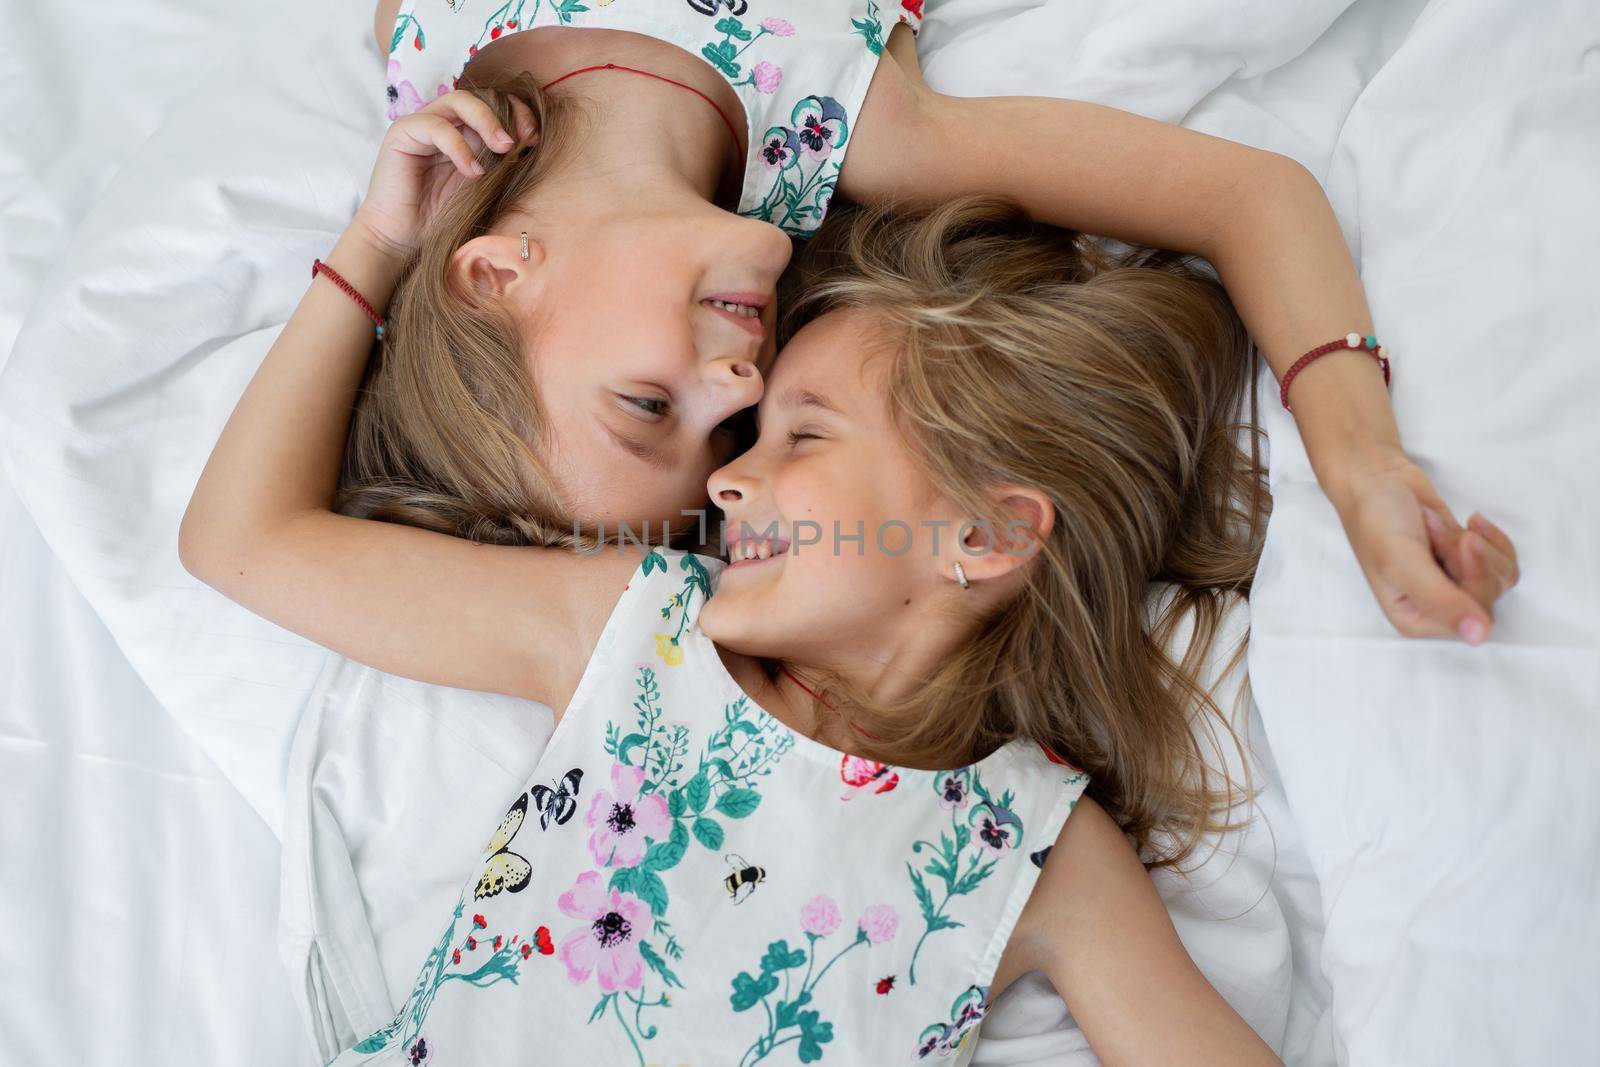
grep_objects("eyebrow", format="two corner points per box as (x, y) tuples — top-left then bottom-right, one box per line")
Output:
(778, 387), (844, 415)
(601, 420), (672, 471)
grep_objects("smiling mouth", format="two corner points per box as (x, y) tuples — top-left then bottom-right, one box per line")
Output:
(703, 292), (771, 340)
(726, 535), (791, 565)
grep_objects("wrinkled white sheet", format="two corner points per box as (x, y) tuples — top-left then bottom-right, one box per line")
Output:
(0, 2), (314, 1063)
(5, 0), (1595, 1061)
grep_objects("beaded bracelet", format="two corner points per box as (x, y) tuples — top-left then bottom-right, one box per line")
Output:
(1279, 332), (1391, 411)
(311, 258), (388, 340)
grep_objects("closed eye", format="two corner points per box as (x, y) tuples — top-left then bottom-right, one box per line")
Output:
(620, 393), (670, 420)
(786, 429), (822, 447)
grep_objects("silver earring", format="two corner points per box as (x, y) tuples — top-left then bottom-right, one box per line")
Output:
(953, 561), (970, 590)
(520, 232), (530, 261)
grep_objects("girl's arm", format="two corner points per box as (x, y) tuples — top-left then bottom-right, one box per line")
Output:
(843, 44), (1519, 645)
(1001, 798), (1282, 1066)
(179, 90), (635, 709)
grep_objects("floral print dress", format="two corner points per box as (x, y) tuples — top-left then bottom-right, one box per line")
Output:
(329, 549), (1091, 1066)
(384, 0), (923, 236)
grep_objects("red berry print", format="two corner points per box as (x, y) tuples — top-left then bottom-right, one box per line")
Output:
(451, 949), (461, 964)
(490, 25), (502, 39)
(469, 45), (478, 56)
(494, 935), (503, 950)
(473, 914), (487, 928)
(534, 926), (554, 955)
(521, 943), (533, 960)
(507, 19), (517, 28)
(466, 936), (477, 951)
(413, 35), (423, 50)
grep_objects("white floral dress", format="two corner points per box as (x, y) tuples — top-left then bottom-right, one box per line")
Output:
(384, 0), (924, 236)
(328, 548), (1091, 1066)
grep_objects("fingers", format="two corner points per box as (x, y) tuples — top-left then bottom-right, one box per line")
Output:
(1377, 535), (1492, 644)
(404, 112), (487, 177)
(505, 93), (538, 143)
(421, 88), (516, 155)
(1467, 512), (1520, 586)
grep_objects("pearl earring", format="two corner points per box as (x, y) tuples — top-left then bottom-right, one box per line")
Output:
(520, 232), (530, 261)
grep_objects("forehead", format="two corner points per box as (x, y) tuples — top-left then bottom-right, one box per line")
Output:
(768, 308), (893, 401)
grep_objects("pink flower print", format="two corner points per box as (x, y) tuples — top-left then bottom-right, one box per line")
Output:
(973, 803), (1022, 854)
(858, 903), (899, 945)
(386, 59), (425, 120)
(760, 17), (796, 37)
(556, 871), (649, 993)
(793, 96), (848, 162)
(801, 895), (841, 938)
(937, 772), (970, 810)
(586, 762), (671, 867)
(759, 127), (800, 171)
(752, 61), (783, 95)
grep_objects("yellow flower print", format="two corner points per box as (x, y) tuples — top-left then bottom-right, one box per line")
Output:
(654, 634), (684, 667)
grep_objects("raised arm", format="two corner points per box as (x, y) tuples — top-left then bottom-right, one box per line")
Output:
(1001, 798), (1283, 1066)
(842, 43), (1519, 645)
(179, 90), (634, 708)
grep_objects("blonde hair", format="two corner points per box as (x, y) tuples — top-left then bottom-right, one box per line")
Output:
(337, 74), (593, 547)
(782, 197), (1270, 867)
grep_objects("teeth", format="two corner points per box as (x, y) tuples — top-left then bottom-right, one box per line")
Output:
(709, 299), (760, 318)
(756, 542), (771, 560)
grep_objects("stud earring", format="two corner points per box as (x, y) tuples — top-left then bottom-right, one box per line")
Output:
(520, 232), (530, 261)
(953, 561), (970, 589)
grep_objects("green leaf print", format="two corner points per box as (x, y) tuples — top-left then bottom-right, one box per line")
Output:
(760, 940), (808, 975)
(714, 16), (753, 40)
(773, 991), (811, 1029)
(642, 821), (690, 872)
(642, 549), (667, 576)
(716, 787), (762, 819)
(692, 817), (725, 850)
(639, 939), (685, 990)
(686, 772), (712, 813)
(730, 970), (780, 1012)
(632, 868), (670, 916)
(797, 1010), (834, 1063)
(668, 789), (687, 818)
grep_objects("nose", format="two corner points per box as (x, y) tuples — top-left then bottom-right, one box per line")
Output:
(706, 355), (765, 416)
(707, 452), (753, 509)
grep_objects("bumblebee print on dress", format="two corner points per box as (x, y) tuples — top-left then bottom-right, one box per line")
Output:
(330, 549), (1091, 1066)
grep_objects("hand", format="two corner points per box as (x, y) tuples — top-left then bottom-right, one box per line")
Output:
(1330, 448), (1520, 644)
(351, 88), (538, 262)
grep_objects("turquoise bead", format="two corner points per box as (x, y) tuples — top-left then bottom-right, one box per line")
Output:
(1364, 335), (1378, 349)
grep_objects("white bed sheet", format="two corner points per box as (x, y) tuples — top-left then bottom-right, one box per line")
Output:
(6, 0), (1595, 1062)
(0, 3), (312, 1063)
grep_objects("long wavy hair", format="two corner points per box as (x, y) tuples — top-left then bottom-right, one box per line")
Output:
(779, 197), (1271, 867)
(336, 73), (594, 547)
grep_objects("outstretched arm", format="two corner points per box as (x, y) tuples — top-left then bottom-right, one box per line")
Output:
(1000, 798), (1283, 1066)
(180, 90), (633, 709)
(843, 50), (1519, 644)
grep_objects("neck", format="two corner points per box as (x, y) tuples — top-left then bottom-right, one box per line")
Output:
(740, 611), (979, 759)
(538, 70), (737, 208)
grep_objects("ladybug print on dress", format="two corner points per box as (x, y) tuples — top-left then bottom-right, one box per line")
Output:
(876, 975), (896, 995)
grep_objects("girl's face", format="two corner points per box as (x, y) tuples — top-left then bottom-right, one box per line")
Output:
(699, 309), (975, 666)
(508, 198), (794, 535)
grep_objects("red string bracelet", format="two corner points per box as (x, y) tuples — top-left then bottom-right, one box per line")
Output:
(311, 258), (388, 340)
(1279, 332), (1391, 411)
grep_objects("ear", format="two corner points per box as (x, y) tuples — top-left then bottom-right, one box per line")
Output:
(949, 487), (1056, 585)
(449, 231), (546, 309)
